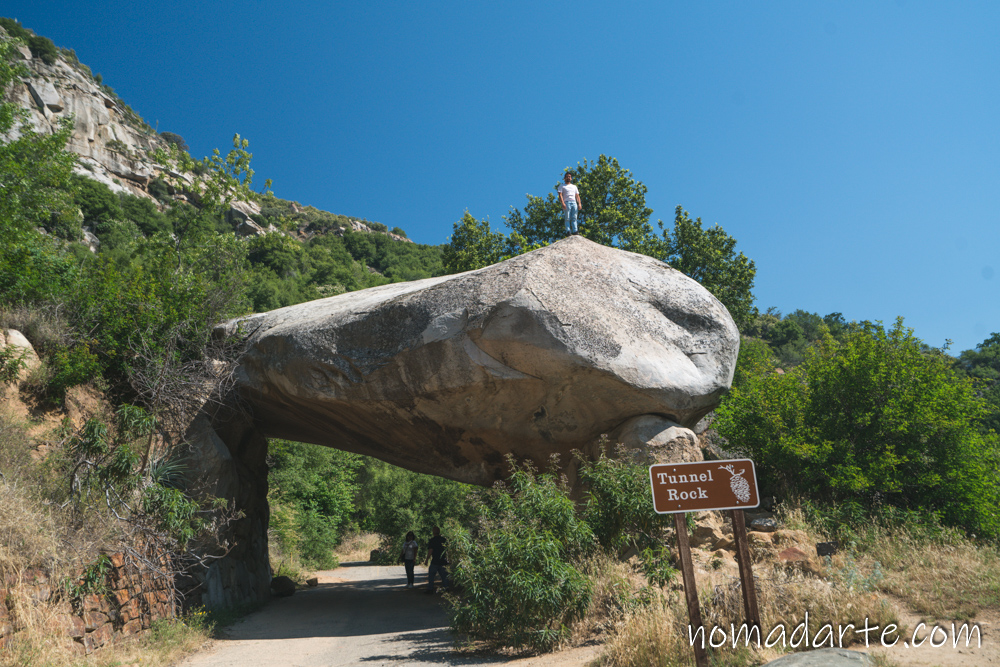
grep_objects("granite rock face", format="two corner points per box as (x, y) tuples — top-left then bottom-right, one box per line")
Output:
(222, 235), (739, 485)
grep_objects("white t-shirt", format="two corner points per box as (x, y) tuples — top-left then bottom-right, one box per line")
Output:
(558, 183), (579, 205)
(403, 540), (418, 560)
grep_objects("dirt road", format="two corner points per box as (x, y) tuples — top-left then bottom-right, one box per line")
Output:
(179, 563), (598, 667)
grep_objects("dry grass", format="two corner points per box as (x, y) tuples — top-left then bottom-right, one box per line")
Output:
(267, 537), (309, 582)
(0, 307), (74, 356)
(2, 608), (211, 667)
(335, 532), (380, 563)
(594, 507), (900, 667)
(596, 594), (696, 667)
(852, 525), (1000, 621)
(0, 481), (63, 577)
(783, 502), (1000, 620)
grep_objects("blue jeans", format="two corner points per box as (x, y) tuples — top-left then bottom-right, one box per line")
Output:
(427, 562), (449, 591)
(404, 559), (415, 585)
(564, 201), (578, 234)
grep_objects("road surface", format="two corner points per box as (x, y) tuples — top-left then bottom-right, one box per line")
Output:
(179, 563), (598, 667)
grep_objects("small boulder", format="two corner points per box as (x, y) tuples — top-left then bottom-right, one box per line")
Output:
(816, 541), (839, 557)
(610, 415), (702, 464)
(689, 511), (730, 549)
(0, 329), (41, 384)
(305, 577), (319, 587)
(750, 517), (778, 532)
(270, 575), (296, 598)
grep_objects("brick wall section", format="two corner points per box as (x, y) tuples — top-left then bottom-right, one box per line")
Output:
(0, 551), (177, 654)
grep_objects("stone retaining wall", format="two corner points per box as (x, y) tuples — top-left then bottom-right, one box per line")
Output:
(0, 551), (176, 654)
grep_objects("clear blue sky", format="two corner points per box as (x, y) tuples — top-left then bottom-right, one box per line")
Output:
(6, 1), (998, 353)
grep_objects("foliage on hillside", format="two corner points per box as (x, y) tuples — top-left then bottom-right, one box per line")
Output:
(0, 24), (445, 589)
(351, 457), (477, 563)
(717, 318), (1000, 537)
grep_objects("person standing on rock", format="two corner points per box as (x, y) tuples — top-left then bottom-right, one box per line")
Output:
(558, 172), (583, 236)
(400, 531), (419, 589)
(424, 526), (449, 594)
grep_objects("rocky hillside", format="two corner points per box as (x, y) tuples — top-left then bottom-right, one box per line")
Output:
(6, 36), (167, 199)
(2, 21), (411, 244)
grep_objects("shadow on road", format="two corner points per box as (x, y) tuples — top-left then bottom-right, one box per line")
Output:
(359, 628), (514, 665)
(219, 565), (451, 640)
(185, 564), (588, 667)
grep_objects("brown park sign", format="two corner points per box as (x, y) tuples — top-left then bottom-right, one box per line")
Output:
(649, 459), (759, 514)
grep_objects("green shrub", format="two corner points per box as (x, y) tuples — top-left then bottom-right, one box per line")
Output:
(352, 457), (477, 564)
(27, 35), (58, 65)
(45, 206), (83, 241)
(449, 458), (595, 651)
(73, 175), (122, 225)
(159, 132), (188, 152)
(147, 178), (170, 202)
(716, 318), (1000, 538)
(0, 18), (30, 41)
(577, 443), (671, 554)
(47, 342), (101, 398)
(0, 233), (79, 305)
(119, 193), (170, 236)
(390, 226), (407, 238)
(267, 440), (360, 570)
(0, 344), (27, 385)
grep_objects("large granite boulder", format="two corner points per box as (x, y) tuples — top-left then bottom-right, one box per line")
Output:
(187, 236), (739, 608)
(220, 235), (739, 486)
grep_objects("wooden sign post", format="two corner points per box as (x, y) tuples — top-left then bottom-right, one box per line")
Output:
(649, 459), (762, 667)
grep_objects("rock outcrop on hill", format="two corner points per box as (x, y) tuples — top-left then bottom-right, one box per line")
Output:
(6, 42), (166, 197)
(3, 30), (413, 243)
(187, 236), (740, 607)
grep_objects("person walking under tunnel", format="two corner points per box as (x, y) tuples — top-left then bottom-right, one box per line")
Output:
(424, 526), (449, 594)
(400, 531), (418, 589)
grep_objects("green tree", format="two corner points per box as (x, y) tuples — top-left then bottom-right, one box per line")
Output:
(715, 318), (1000, 537)
(0, 39), (77, 235)
(958, 333), (1000, 433)
(0, 34), (79, 304)
(71, 232), (250, 397)
(444, 156), (757, 329)
(505, 156), (665, 255)
(441, 212), (527, 273)
(267, 440), (361, 569)
(351, 457), (477, 562)
(73, 175), (123, 226)
(664, 207), (757, 329)
(201, 133), (272, 217)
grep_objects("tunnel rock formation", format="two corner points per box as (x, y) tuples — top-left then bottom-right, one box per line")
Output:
(185, 235), (740, 607)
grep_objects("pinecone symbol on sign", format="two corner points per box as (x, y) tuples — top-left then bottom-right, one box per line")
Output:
(720, 464), (750, 503)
